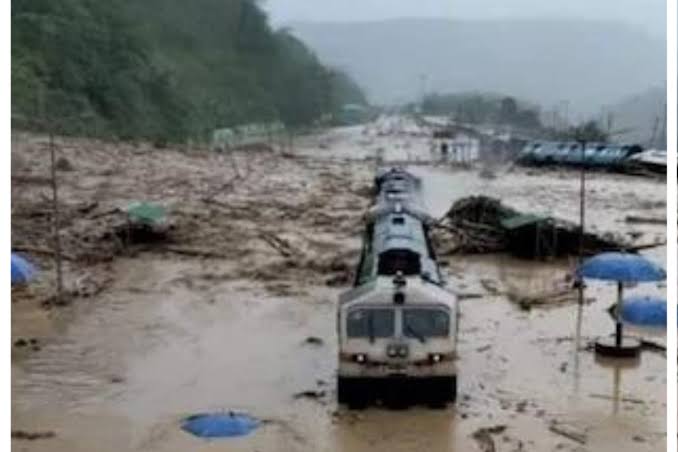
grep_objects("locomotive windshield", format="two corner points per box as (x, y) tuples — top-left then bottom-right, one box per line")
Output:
(403, 308), (450, 339)
(347, 308), (395, 339)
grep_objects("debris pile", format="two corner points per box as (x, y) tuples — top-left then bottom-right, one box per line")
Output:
(471, 425), (507, 452)
(12, 200), (173, 267)
(434, 196), (630, 259)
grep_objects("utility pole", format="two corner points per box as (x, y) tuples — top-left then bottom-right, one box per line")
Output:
(660, 102), (667, 149)
(49, 125), (64, 305)
(576, 137), (586, 307)
(38, 69), (64, 305)
(419, 74), (427, 114)
(649, 115), (660, 148)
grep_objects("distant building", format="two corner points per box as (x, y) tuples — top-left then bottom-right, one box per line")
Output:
(336, 104), (371, 126)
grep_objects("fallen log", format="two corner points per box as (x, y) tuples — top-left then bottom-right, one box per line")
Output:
(88, 208), (121, 219)
(548, 421), (587, 445)
(163, 246), (229, 259)
(259, 232), (296, 258)
(625, 241), (667, 252)
(625, 216), (666, 225)
(11, 430), (56, 441)
(589, 394), (645, 404)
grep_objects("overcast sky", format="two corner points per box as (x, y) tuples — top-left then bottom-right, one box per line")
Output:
(262, 0), (666, 38)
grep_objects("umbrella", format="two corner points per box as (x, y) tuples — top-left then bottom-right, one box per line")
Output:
(182, 412), (260, 439)
(576, 252), (665, 282)
(11, 253), (36, 285)
(576, 252), (665, 354)
(618, 295), (667, 328)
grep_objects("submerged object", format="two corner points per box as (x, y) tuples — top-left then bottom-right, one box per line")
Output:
(619, 296), (667, 328)
(11, 253), (36, 285)
(181, 412), (260, 439)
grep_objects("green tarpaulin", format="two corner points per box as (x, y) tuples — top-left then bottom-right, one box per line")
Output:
(126, 202), (167, 226)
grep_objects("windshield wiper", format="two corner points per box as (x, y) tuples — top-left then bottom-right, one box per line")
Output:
(405, 322), (426, 344)
(368, 314), (375, 343)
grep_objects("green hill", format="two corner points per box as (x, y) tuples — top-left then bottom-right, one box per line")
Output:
(11, 0), (366, 143)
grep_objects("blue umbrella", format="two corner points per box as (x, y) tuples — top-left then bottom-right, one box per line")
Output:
(11, 253), (36, 285)
(182, 412), (260, 439)
(619, 295), (667, 328)
(576, 252), (666, 351)
(576, 252), (665, 282)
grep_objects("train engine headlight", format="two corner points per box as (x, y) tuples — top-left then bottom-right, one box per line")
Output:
(354, 353), (367, 364)
(429, 353), (442, 364)
(387, 345), (398, 358)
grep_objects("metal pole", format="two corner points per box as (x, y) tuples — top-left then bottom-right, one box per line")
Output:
(615, 282), (623, 347)
(577, 140), (586, 306)
(579, 140), (586, 260)
(49, 129), (64, 304)
(573, 300), (583, 394)
(612, 365), (621, 414)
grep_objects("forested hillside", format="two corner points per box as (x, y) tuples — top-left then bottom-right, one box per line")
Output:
(11, 0), (366, 142)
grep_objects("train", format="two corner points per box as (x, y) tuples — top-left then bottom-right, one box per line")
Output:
(336, 167), (459, 408)
(517, 141), (644, 169)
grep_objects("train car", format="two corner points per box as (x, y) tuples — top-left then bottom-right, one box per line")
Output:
(518, 141), (643, 170)
(337, 167), (459, 408)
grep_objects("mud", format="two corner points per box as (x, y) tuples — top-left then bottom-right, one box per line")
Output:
(11, 117), (666, 451)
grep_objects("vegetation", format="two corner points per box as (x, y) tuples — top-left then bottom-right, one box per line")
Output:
(11, 0), (367, 142)
(420, 92), (542, 130)
(418, 92), (612, 143)
(552, 120), (610, 143)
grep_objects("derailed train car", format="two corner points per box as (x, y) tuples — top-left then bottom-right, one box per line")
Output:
(517, 141), (644, 170)
(336, 167), (459, 408)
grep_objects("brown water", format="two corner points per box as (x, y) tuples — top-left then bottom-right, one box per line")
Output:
(12, 118), (666, 451)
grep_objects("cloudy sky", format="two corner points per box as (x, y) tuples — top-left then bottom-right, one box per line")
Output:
(262, 0), (666, 37)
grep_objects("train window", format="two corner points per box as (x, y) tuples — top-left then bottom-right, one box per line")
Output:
(347, 309), (395, 338)
(391, 217), (405, 225)
(403, 309), (449, 338)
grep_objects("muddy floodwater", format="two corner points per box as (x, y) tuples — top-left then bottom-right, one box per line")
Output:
(11, 118), (666, 451)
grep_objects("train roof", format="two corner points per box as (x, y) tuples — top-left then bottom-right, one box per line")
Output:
(339, 276), (456, 307)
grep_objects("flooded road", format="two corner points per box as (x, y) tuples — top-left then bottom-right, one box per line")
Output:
(12, 118), (666, 451)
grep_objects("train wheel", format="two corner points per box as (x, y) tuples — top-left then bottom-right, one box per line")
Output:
(337, 377), (350, 405)
(338, 378), (367, 409)
(447, 375), (458, 403)
(427, 376), (457, 408)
